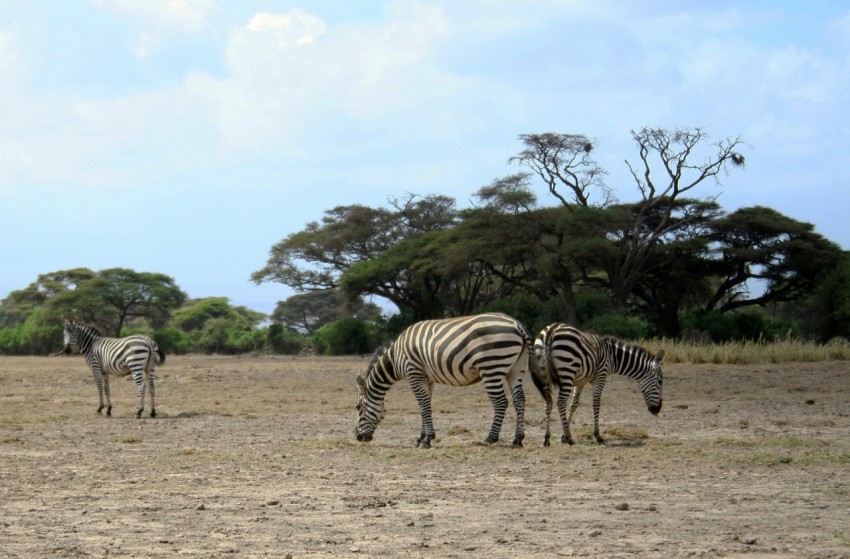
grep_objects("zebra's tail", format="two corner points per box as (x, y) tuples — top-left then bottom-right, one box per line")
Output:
(151, 341), (166, 365)
(526, 340), (554, 447)
(528, 349), (551, 407)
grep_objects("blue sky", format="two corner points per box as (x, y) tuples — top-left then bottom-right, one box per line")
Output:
(1, 1), (848, 315)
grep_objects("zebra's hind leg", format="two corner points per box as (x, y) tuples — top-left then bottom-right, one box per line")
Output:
(92, 368), (110, 415)
(417, 433), (434, 449)
(509, 374), (525, 447)
(592, 382), (606, 444)
(557, 384), (578, 445)
(132, 369), (147, 419)
(147, 370), (156, 418)
(103, 375), (112, 416)
(483, 375), (509, 445)
(542, 383), (553, 447)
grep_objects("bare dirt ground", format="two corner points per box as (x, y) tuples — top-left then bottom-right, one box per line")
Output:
(1, 354), (849, 559)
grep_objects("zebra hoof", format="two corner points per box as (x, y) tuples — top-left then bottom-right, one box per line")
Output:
(484, 436), (498, 445)
(512, 439), (523, 448)
(543, 434), (551, 447)
(150, 410), (156, 418)
(106, 408), (112, 417)
(417, 439), (432, 449)
(561, 434), (575, 445)
(135, 410), (143, 419)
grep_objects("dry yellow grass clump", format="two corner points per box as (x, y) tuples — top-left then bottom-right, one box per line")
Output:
(641, 336), (850, 364)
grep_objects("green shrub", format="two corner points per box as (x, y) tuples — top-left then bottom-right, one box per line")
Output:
(316, 317), (372, 355)
(266, 323), (304, 354)
(582, 312), (648, 340)
(0, 323), (26, 354)
(153, 326), (194, 355)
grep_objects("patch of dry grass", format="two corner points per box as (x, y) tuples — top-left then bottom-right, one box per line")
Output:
(642, 336), (850, 364)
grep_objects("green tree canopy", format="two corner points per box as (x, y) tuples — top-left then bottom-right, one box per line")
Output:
(271, 289), (381, 334)
(706, 206), (842, 312)
(49, 268), (186, 335)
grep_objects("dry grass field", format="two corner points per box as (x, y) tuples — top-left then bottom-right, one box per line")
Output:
(1, 354), (849, 558)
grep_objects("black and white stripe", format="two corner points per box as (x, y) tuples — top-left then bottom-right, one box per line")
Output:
(62, 319), (165, 418)
(355, 312), (545, 448)
(534, 323), (663, 446)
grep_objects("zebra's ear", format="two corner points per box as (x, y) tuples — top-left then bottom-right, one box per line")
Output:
(655, 350), (665, 364)
(356, 375), (367, 394)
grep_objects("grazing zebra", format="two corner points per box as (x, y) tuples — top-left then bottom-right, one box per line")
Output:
(533, 323), (663, 446)
(62, 319), (165, 418)
(355, 312), (548, 448)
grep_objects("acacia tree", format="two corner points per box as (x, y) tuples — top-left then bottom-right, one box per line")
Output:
(513, 128), (746, 310)
(608, 127), (746, 307)
(253, 195), (458, 321)
(451, 174), (581, 322)
(49, 268), (186, 335)
(0, 268), (97, 327)
(272, 290), (381, 334)
(705, 206), (841, 312)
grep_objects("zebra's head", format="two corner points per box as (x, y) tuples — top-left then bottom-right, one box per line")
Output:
(62, 319), (101, 355)
(355, 347), (388, 442)
(639, 349), (665, 415)
(62, 319), (80, 354)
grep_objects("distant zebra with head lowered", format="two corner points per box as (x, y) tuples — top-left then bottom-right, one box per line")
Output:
(533, 323), (663, 446)
(62, 319), (165, 418)
(355, 312), (549, 448)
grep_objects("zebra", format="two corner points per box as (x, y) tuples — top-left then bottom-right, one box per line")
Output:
(355, 312), (549, 448)
(533, 323), (663, 446)
(62, 318), (165, 418)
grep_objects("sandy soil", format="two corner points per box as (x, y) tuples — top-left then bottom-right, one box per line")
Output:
(1, 354), (849, 558)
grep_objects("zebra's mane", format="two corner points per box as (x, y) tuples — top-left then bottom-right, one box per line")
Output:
(367, 345), (386, 371)
(365, 340), (396, 379)
(71, 321), (105, 337)
(603, 336), (652, 358)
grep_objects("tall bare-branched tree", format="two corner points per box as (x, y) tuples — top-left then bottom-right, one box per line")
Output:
(511, 128), (746, 311)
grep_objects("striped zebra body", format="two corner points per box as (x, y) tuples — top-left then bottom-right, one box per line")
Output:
(62, 319), (165, 418)
(533, 324), (663, 446)
(355, 312), (545, 448)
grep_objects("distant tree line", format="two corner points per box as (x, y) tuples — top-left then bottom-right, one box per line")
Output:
(0, 267), (384, 356)
(1, 127), (847, 356)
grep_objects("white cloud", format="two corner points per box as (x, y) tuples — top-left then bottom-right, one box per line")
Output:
(245, 11), (327, 45)
(90, 0), (218, 32)
(204, 2), (461, 154)
(90, 0), (220, 58)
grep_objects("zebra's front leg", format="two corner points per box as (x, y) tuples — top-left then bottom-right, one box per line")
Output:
(92, 368), (109, 415)
(410, 377), (435, 449)
(416, 431), (434, 449)
(415, 419), (435, 449)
